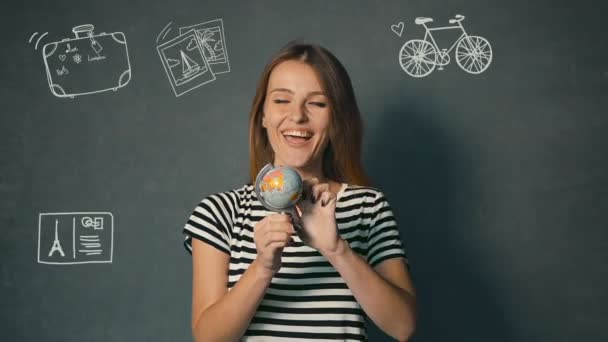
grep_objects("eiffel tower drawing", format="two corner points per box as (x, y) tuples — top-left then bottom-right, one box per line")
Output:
(48, 219), (65, 257)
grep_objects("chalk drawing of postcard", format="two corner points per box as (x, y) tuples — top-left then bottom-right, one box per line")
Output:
(37, 212), (114, 265)
(157, 29), (215, 97)
(179, 19), (230, 74)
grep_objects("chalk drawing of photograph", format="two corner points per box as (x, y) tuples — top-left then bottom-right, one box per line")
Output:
(37, 212), (114, 265)
(40, 24), (131, 98)
(179, 18), (230, 74)
(393, 15), (492, 78)
(157, 29), (216, 97)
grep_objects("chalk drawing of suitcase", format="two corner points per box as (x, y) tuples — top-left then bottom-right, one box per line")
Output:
(42, 24), (132, 98)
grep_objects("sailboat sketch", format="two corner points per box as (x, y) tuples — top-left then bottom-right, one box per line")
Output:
(156, 18), (229, 97)
(157, 29), (215, 96)
(179, 50), (204, 80)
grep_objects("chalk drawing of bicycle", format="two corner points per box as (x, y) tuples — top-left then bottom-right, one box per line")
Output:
(399, 15), (492, 78)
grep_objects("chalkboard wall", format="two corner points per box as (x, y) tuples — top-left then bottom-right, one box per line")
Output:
(2, 0), (607, 341)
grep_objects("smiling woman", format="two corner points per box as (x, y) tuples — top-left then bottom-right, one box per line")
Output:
(183, 42), (417, 342)
(249, 43), (370, 189)
(261, 60), (332, 177)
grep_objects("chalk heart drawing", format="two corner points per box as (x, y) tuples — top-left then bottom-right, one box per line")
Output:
(156, 18), (230, 97)
(397, 14), (493, 78)
(41, 24), (132, 98)
(391, 22), (404, 37)
(37, 212), (114, 265)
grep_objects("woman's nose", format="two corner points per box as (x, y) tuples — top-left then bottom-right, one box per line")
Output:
(289, 104), (308, 122)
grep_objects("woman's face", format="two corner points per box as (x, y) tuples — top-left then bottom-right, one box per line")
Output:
(262, 60), (331, 171)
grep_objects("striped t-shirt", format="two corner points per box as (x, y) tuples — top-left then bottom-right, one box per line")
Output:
(183, 183), (408, 341)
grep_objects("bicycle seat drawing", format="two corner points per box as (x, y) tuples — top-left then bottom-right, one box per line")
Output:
(398, 14), (492, 78)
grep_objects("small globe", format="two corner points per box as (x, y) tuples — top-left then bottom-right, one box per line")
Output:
(257, 165), (303, 210)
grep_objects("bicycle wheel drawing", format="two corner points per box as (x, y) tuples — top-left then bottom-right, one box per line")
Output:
(399, 39), (438, 78)
(455, 35), (492, 74)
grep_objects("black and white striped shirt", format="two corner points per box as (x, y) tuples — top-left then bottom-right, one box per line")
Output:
(183, 183), (408, 341)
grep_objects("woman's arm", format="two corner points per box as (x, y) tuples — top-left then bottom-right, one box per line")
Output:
(190, 213), (295, 341)
(296, 179), (417, 341)
(323, 240), (417, 342)
(190, 238), (274, 342)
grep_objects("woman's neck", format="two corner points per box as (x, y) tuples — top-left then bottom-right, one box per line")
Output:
(272, 161), (342, 194)
(273, 160), (335, 182)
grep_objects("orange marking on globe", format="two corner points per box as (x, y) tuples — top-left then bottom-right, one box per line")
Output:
(261, 171), (284, 192)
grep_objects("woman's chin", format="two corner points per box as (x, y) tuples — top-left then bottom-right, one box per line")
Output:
(275, 157), (315, 169)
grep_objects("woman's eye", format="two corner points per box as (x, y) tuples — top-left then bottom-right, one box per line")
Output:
(273, 99), (289, 104)
(309, 102), (327, 108)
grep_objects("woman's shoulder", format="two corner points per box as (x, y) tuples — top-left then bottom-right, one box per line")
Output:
(340, 183), (387, 204)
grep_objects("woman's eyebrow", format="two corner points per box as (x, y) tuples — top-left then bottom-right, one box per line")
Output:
(269, 88), (294, 94)
(269, 88), (326, 97)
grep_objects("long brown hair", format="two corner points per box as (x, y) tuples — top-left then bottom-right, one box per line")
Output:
(248, 42), (371, 186)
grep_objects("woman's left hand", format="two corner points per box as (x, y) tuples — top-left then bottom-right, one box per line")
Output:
(294, 178), (343, 255)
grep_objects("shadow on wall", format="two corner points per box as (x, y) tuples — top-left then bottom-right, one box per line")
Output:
(364, 88), (513, 342)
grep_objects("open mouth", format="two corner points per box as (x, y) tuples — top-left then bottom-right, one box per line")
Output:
(282, 130), (313, 145)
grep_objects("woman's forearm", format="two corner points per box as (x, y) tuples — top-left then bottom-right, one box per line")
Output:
(193, 259), (273, 342)
(324, 239), (417, 342)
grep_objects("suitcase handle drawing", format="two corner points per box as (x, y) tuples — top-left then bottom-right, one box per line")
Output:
(72, 24), (96, 38)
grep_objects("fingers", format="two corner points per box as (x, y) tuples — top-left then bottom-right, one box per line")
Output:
(267, 240), (291, 250)
(258, 214), (294, 231)
(293, 205), (304, 230)
(312, 183), (329, 203)
(303, 177), (329, 203)
(254, 214), (296, 249)
(252, 213), (296, 274)
(267, 213), (292, 223)
(263, 231), (294, 248)
(317, 190), (337, 207)
(302, 178), (336, 208)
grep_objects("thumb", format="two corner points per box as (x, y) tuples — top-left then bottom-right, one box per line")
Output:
(295, 204), (303, 219)
(292, 205), (304, 230)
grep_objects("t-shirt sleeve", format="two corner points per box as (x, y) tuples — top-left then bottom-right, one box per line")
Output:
(366, 191), (409, 268)
(182, 193), (234, 256)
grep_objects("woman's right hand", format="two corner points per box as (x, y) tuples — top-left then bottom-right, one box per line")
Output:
(253, 213), (296, 277)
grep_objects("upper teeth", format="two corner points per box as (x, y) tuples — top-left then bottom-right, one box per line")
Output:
(283, 130), (312, 138)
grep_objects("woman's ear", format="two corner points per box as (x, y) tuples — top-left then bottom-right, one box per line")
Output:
(262, 116), (267, 128)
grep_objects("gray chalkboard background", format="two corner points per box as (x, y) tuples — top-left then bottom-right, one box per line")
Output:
(2, 0), (607, 341)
